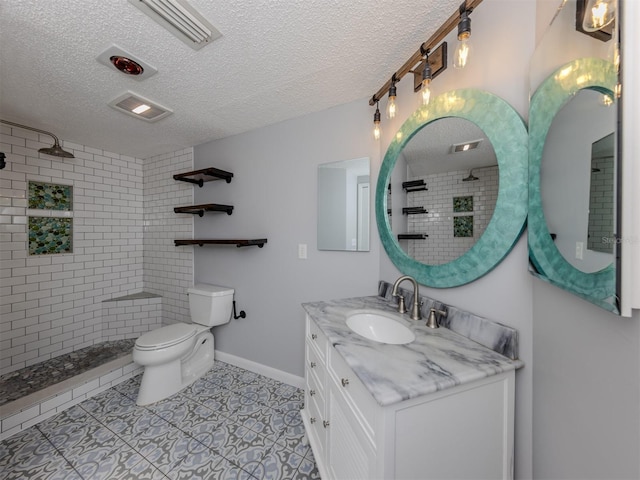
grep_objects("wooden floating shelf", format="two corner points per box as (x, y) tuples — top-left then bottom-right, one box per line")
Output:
(174, 239), (267, 248)
(173, 167), (233, 187)
(398, 233), (428, 240)
(174, 204), (234, 217)
(402, 207), (428, 215)
(402, 180), (427, 192)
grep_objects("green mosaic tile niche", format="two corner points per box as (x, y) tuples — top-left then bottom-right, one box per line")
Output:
(453, 195), (473, 213)
(454, 216), (473, 237)
(28, 217), (73, 255)
(28, 181), (73, 211)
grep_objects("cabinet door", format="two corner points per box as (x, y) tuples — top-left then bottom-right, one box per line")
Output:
(326, 383), (375, 480)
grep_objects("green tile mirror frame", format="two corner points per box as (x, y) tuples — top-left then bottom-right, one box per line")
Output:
(375, 89), (528, 288)
(528, 58), (619, 313)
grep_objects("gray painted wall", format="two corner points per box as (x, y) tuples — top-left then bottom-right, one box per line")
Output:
(193, 99), (380, 376)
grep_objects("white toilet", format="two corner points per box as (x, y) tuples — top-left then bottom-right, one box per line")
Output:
(133, 283), (234, 405)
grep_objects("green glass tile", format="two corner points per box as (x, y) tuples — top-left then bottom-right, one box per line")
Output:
(453, 196), (473, 213)
(28, 182), (73, 211)
(28, 217), (73, 255)
(454, 216), (473, 237)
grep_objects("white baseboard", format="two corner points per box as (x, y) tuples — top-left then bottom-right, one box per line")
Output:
(215, 350), (304, 390)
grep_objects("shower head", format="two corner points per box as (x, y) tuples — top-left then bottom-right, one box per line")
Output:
(0, 119), (75, 158)
(462, 170), (479, 182)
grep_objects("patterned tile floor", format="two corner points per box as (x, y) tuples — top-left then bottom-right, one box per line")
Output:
(0, 361), (318, 480)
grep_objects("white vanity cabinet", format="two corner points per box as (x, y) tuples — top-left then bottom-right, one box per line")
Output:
(300, 314), (516, 480)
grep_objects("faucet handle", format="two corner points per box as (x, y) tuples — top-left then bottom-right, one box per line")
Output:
(426, 308), (447, 329)
(393, 294), (407, 314)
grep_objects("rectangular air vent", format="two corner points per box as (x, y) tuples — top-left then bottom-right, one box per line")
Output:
(108, 91), (173, 122)
(128, 0), (222, 50)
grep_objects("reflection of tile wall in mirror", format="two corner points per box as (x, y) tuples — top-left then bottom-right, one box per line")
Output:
(28, 181), (73, 210)
(28, 217), (73, 255)
(454, 216), (474, 238)
(453, 195), (473, 212)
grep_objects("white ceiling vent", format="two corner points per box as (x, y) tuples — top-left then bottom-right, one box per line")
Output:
(128, 0), (222, 50)
(108, 91), (173, 122)
(451, 139), (483, 153)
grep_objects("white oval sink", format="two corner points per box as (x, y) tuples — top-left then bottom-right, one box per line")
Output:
(346, 311), (415, 345)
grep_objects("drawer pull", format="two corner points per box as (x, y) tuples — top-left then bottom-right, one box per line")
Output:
(310, 417), (316, 424)
(309, 389), (316, 396)
(311, 333), (318, 340)
(310, 361), (316, 368)
(323, 420), (330, 428)
(341, 378), (350, 387)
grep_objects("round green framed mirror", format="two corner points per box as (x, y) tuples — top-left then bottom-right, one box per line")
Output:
(528, 58), (618, 312)
(375, 89), (528, 288)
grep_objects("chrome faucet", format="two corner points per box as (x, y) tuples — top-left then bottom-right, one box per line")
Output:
(391, 275), (422, 320)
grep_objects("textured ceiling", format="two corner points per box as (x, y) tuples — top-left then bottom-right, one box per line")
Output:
(402, 117), (497, 176)
(0, 0), (461, 159)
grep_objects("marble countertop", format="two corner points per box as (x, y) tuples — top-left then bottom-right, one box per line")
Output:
(302, 295), (524, 407)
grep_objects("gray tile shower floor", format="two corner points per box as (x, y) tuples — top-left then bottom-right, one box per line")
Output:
(0, 361), (318, 480)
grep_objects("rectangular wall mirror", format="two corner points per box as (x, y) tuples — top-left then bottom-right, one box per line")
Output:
(317, 157), (370, 251)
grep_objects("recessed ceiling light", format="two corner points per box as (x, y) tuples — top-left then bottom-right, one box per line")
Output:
(451, 139), (482, 153)
(132, 104), (151, 114)
(108, 92), (172, 122)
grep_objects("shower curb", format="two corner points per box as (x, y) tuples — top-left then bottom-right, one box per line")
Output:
(0, 356), (142, 441)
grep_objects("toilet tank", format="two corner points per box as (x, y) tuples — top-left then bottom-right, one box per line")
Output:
(188, 284), (234, 327)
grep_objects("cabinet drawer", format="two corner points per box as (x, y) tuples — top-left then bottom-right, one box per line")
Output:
(306, 390), (327, 456)
(305, 340), (326, 386)
(306, 317), (328, 360)
(306, 363), (325, 408)
(329, 349), (377, 438)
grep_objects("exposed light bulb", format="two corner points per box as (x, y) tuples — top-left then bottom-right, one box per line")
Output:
(373, 103), (382, 140)
(421, 52), (433, 106)
(386, 95), (397, 119)
(453, 33), (472, 69)
(421, 79), (432, 106)
(582, 0), (616, 32)
(601, 94), (614, 107)
(373, 122), (382, 140)
(386, 80), (398, 119)
(453, 7), (472, 69)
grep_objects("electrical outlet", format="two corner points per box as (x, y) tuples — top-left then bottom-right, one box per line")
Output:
(298, 243), (307, 259)
(575, 241), (584, 260)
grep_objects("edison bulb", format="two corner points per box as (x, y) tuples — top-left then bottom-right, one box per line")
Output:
(583, 0), (616, 32)
(421, 79), (432, 106)
(386, 96), (397, 119)
(453, 35), (473, 69)
(373, 121), (381, 140)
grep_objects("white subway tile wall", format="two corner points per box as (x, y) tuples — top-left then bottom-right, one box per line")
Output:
(0, 124), (194, 376)
(142, 149), (194, 326)
(406, 167), (499, 265)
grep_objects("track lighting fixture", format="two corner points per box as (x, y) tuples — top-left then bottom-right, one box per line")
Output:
(386, 75), (398, 119)
(368, 0), (482, 136)
(420, 47), (433, 106)
(373, 100), (382, 140)
(454, 1), (473, 69)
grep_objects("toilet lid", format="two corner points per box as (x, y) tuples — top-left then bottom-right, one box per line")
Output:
(135, 323), (198, 350)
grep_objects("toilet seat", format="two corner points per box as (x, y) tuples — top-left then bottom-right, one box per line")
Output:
(135, 323), (198, 351)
